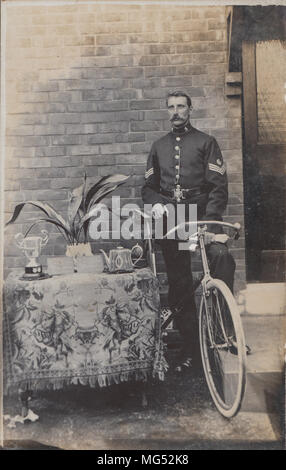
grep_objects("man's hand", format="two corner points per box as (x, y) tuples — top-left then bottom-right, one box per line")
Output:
(214, 234), (229, 244)
(204, 232), (215, 245)
(151, 203), (168, 219)
(204, 232), (229, 245)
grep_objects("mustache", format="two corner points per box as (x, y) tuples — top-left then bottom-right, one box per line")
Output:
(171, 115), (182, 121)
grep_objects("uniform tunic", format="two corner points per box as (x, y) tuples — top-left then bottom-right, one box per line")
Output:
(141, 122), (235, 361)
(142, 123), (228, 227)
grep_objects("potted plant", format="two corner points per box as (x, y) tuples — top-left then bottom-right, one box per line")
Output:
(5, 173), (130, 273)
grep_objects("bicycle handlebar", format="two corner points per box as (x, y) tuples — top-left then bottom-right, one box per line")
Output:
(179, 220), (241, 231)
(133, 209), (241, 239)
(163, 220), (241, 240)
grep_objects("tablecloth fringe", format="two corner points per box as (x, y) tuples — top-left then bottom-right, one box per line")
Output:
(4, 365), (168, 394)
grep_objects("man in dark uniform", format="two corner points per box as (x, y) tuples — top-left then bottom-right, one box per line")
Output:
(141, 90), (236, 372)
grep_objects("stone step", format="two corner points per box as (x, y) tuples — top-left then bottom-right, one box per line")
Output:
(163, 314), (285, 413)
(160, 280), (285, 413)
(240, 314), (285, 413)
(219, 314), (284, 413)
(237, 282), (286, 315)
(161, 281), (286, 315)
(241, 371), (283, 413)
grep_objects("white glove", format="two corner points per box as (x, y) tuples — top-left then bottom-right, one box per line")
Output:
(204, 232), (215, 245)
(214, 233), (229, 244)
(204, 232), (229, 245)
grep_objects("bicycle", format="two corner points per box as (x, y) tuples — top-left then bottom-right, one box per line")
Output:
(136, 210), (247, 418)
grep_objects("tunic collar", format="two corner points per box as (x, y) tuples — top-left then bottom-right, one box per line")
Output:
(171, 120), (193, 135)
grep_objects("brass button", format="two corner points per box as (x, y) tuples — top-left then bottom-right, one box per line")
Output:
(175, 165), (179, 170)
(175, 145), (180, 150)
(176, 137), (181, 141)
(175, 155), (180, 160)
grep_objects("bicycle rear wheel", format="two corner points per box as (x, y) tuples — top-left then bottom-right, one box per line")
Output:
(199, 279), (247, 418)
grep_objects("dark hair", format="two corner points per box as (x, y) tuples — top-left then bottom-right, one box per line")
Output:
(166, 90), (192, 107)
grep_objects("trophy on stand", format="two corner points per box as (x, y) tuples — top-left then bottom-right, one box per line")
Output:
(15, 230), (49, 280)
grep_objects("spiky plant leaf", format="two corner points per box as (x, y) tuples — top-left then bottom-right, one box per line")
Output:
(83, 176), (111, 211)
(24, 218), (72, 243)
(67, 173), (87, 225)
(79, 201), (112, 228)
(6, 174), (130, 245)
(82, 176), (129, 240)
(5, 201), (70, 233)
(84, 174), (129, 210)
(87, 183), (119, 211)
(80, 185), (118, 240)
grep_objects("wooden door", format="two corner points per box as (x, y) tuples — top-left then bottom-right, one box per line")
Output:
(242, 40), (286, 282)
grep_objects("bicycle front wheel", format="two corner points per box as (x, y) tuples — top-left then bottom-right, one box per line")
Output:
(199, 279), (247, 418)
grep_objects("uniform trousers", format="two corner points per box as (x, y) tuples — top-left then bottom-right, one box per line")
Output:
(160, 239), (236, 360)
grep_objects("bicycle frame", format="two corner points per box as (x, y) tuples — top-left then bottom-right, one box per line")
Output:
(197, 225), (212, 293)
(141, 213), (240, 286)
(140, 214), (241, 338)
(198, 229), (227, 349)
(138, 212), (246, 417)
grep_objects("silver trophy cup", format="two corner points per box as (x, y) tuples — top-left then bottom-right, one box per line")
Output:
(15, 230), (49, 278)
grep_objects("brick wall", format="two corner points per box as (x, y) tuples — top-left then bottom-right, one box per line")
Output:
(3, 2), (246, 291)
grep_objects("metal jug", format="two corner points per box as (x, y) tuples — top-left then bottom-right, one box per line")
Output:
(100, 244), (143, 273)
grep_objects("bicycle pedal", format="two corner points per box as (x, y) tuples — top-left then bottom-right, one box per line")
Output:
(174, 357), (192, 374)
(229, 343), (251, 356)
(229, 344), (238, 355)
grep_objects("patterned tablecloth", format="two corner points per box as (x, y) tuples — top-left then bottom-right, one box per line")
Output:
(3, 268), (168, 393)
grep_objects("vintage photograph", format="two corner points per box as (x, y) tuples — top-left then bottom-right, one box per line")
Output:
(1, 0), (285, 451)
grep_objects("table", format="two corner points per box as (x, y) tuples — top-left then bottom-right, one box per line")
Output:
(3, 268), (167, 395)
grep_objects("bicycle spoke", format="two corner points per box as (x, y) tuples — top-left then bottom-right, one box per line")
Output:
(200, 280), (246, 417)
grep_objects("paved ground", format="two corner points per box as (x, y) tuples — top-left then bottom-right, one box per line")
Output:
(243, 315), (285, 373)
(2, 313), (285, 450)
(2, 381), (283, 450)
(2, 362), (284, 450)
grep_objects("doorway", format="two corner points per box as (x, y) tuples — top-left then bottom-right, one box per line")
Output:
(242, 40), (286, 282)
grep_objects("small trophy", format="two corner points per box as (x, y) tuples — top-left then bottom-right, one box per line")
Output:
(15, 230), (49, 279)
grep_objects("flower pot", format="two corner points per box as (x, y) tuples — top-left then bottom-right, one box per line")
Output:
(65, 243), (92, 258)
(65, 243), (104, 274)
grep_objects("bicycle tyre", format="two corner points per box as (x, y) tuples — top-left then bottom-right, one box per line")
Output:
(199, 279), (247, 418)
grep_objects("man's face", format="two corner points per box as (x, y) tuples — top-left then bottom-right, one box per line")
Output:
(167, 95), (192, 128)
